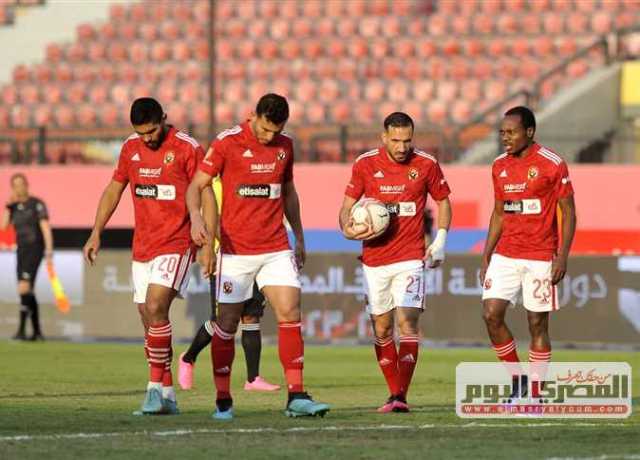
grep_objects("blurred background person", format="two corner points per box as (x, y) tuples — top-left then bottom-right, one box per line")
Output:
(1, 173), (53, 341)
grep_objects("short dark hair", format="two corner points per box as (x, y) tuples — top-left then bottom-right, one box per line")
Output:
(383, 112), (414, 131)
(504, 106), (536, 132)
(10, 172), (27, 184)
(130, 97), (164, 125)
(256, 93), (289, 125)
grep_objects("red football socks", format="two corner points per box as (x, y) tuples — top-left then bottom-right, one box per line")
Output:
(374, 336), (400, 396)
(147, 321), (172, 383)
(397, 335), (420, 398)
(529, 347), (551, 398)
(211, 323), (235, 400)
(278, 322), (304, 393)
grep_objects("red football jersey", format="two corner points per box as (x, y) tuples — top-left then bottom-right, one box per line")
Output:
(492, 143), (574, 261)
(345, 147), (451, 267)
(199, 122), (293, 255)
(113, 127), (204, 262)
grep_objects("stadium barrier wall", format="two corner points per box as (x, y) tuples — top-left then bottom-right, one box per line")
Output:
(0, 251), (638, 345)
(1, 164), (639, 253)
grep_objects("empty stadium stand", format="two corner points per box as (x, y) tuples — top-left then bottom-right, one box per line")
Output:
(0, 0), (639, 163)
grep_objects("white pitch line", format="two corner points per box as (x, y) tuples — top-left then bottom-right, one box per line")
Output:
(547, 455), (640, 460)
(0, 422), (636, 443)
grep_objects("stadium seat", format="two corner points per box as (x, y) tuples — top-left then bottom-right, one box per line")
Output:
(332, 101), (351, 123)
(413, 80), (434, 102)
(474, 16), (494, 34)
(449, 58), (471, 80)
(427, 14), (447, 36)
(77, 105), (97, 125)
(19, 84), (39, 105)
(119, 22), (137, 41)
(42, 84), (62, 104)
(451, 100), (472, 124)
(416, 39), (437, 58)
(365, 80), (386, 102)
(12, 65), (30, 82)
(359, 16), (379, 37)
(53, 105), (76, 128)
(497, 14), (519, 34)
(337, 18), (357, 38)
(388, 80), (410, 102)
(567, 12), (588, 34)
(76, 23), (96, 41)
(370, 38), (389, 59)
(31, 65), (51, 85)
(305, 102), (326, 123)
(543, 14), (565, 34)
(349, 38), (368, 59)
(269, 18), (289, 40)
(172, 42), (191, 61)
(427, 100), (448, 125)
(45, 43), (63, 63)
(450, 16), (471, 36)
(129, 42), (148, 63)
(521, 14), (541, 34)
(436, 81), (458, 103)
(591, 12), (613, 34)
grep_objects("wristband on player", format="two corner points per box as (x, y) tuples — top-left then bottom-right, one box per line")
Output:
(428, 228), (448, 261)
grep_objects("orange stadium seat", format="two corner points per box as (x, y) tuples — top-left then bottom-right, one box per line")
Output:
(1, 85), (17, 105)
(42, 84), (62, 104)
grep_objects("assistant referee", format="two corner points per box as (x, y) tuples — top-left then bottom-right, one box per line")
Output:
(1, 173), (53, 341)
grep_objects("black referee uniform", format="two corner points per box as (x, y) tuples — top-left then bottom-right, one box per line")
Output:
(8, 197), (48, 339)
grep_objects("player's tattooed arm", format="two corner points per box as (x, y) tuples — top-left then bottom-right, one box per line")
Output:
(339, 195), (375, 240)
(552, 194), (576, 285)
(186, 170), (217, 247)
(283, 180), (306, 268)
(83, 180), (127, 265)
(479, 199), (504, 283)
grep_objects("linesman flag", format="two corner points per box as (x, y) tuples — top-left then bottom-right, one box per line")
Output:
(46, 260), (70, 313)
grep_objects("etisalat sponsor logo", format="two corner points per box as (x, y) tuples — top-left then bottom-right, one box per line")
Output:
(455, 362), (632, 418)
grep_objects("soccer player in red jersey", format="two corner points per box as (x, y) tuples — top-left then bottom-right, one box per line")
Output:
(339, 112), (452, 413)
(83, 98), (213, 415)
(479, 106), (576, 397)
(186, 94), (329, 420)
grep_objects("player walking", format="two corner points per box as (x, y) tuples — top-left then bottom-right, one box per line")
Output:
(179, 178), (280, 392)
(479, 106), (576, 396)
(186, 93), (329, 420)
(83, 98), (212, 415)
(339, 112), (452, 413)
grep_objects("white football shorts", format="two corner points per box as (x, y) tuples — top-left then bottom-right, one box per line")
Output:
(131, 247), (194, 304)
(363, 259), (425, 316)
(216, 249), (300, 303)
(482, 253), (559, 312)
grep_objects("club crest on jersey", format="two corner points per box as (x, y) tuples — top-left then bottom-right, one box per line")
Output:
(484, 278), (492, 290)
(223, 281), (233, 294)
(277, 150), (286, 161)
(164, 151), (175, 165)
(408, 168), (419, 180)
(527, 166), (539, 180)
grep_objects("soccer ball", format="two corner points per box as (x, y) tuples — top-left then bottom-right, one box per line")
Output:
(350, 198), (390, 239)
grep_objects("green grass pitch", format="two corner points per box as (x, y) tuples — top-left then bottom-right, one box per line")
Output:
(1, 342), (638, 459)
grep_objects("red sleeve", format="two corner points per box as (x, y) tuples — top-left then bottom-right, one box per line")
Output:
(556, 161), (574, 199)
(492, 164), (504, 201)
(112, 144), (130, 184)
(426, 161), (451, 201)
(199, 139), (225, 177)
(185, 143), (205, 180)
(344, 160), (365, 200)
